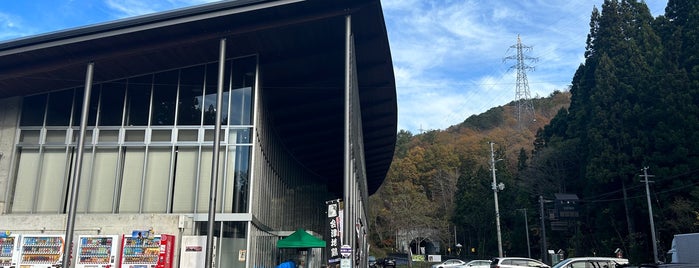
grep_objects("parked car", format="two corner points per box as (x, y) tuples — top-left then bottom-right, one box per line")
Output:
(490, 257), (550, 268)
(552, 257), (629, 268)
(464, 260), (491, 268)
(432, 259), (467, 268)
(388, 254), (410, 266)
(369, 256), (377, 268)
(379, 257), (396, 268)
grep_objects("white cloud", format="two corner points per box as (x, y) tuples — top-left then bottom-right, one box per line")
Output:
(385, 0), (672, 133)
(104, 0), (221, 17)
(104, 0), (160, 17)
(0, 12), (36, 41)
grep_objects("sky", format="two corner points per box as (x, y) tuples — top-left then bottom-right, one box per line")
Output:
(0, 0), (669, 134)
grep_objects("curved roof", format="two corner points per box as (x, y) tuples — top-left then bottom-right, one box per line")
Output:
(0, 0), (396, 196)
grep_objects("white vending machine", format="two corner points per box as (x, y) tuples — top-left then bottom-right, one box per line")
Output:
(179, 236), (216, 268)
(76, 235), (119, 268)
(0, 234), (20, 268)
(18, 235), (65, 268)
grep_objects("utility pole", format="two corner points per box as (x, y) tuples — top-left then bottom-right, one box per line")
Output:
(539, 196), (547, 264)
(490, 142), (504, 257)
(454, 225), (457, 248)
(504, 34), (537, 126)
(518, 208), (531, 258)
(640, 167), (658, 264)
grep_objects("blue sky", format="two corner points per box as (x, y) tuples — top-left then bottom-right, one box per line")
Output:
(0, 0), (668, 134)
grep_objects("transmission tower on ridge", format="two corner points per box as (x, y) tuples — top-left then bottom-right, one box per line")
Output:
(504, 34), (537, 125)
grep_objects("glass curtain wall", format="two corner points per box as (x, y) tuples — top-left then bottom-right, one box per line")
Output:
(243, 78), (335, 268)
(10, 55), (257, 215)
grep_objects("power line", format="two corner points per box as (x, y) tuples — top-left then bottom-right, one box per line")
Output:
(571, 169), (699, 204)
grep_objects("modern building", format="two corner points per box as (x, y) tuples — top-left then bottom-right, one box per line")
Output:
(0, 0), (396, 267)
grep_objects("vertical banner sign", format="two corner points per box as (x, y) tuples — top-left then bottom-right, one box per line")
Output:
(326, 199), (343, 267)
(156, 234), (175, 268)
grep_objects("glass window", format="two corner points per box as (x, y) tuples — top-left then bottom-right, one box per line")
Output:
(215, 222), (249, 268)
(178, 65), (205, 126)
(125, 129), (145, 142)
(21, 94), (47, 126)
(88, 148), (119, 213)
(76, 149), (94, 213)
(126, 75), (152, 126)
(173, 146), (199, 213)
(143, 147), (172, 213)
(151, 130), (172, 142)
(13, 59), (258, 216)
(525, 260), (542, 267)
(591, 261), (610, 268)
(230, 146), (250, 213)
(178, 129), (199, 142)
(119, 147), (145, 212)
(11, 148), (41, 212)
(99, 130), (119, 143)
(197, 147), (214, 213)
(35, 148), (68, 213)
(230, 87), (252, 125)
(197, 147), (225, 213)
(71, 130), (93, 144)
(73, 86), (99, 127)
(46, 89), (74, 126)
(230, 127), (252, 144)
(568, 261), (586, 268)
(151, 70), (179, 126)
(45, 130), (67, 144)
(204, 129), (224, 142)
(203, 63), (228, 126)
(19, 130), (40, 143)
(100, 80), (126, 126)
(229, 56), (256, 125)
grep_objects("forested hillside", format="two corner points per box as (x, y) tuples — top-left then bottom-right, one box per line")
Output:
(368, 0), (699, 264)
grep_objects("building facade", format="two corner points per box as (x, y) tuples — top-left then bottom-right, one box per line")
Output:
(0, 0), (396, 267)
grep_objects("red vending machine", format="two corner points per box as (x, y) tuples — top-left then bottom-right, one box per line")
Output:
(18, 235), (65, 268)
(76, 235), (119, 268)
(155, 234), (174, 268)
(0, 234), (20, 268)
(119, 232), (174, 268)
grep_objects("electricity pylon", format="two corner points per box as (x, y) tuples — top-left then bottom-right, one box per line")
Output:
(504, 34), (537, 126)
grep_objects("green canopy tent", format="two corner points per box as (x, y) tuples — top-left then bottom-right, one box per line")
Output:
(276, 229), (326, 268)
(277, 228), (326, 248)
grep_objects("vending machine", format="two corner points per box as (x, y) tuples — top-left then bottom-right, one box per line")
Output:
(18, 235), (65, 268)
(0, 234), (20, 268)
(179, 236), (213, 268)
(76, 235), (119, 268)
(155, 234), (175, 268)
(119, 233), (174, 268)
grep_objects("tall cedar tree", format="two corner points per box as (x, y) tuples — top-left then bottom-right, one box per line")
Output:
(535, 0), (699, 262)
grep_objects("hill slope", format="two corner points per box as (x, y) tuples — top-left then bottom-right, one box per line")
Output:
(368, 91), (570, 259)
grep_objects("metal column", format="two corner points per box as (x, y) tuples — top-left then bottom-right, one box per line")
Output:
(343, 13), (354, 267)
(63, 62), (94, 266)
(206, 37), (226, 268)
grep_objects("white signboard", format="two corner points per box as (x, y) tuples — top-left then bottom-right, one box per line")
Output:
(340, 258), (351, 268)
